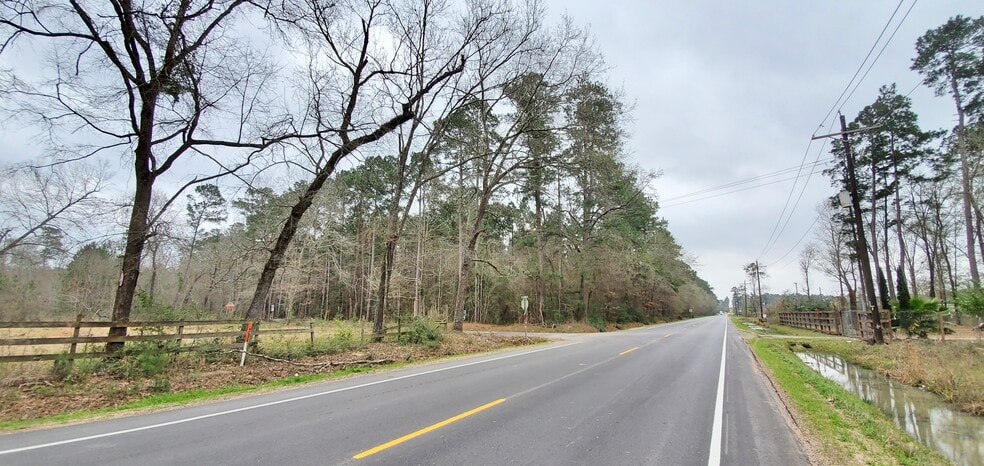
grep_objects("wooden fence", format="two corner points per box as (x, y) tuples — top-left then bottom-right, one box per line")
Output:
(778, 311), (841, 335)
(0, 317), (314, 363)
(777, 310), (893, 342)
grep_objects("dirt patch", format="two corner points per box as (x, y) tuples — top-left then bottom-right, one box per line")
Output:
(0, 332), (546, 425)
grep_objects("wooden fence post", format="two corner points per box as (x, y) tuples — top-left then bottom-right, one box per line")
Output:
(309, 322), (315, 346)
(176, 324), (185, 347)
(68, 314), (83, 363)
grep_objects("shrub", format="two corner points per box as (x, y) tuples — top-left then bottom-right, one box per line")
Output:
(588, 313), (606, 332)
(399, 318), (443, 347)
(150, 377), (171, 394)
(332, 323), (356, 350)
(954, 286), (984, 318)
(133, 291), (174, 320)
(134, 344), (171, 377)
(893, 296), (940, 338)
(51, 352), (73, 380)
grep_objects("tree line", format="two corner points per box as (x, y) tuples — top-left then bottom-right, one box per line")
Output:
(740, 15), (984, 328)
(0, 0), (716, 339)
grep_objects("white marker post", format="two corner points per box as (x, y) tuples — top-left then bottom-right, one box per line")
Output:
(521, 296), (529, 339)
(239, 321), (254, 367)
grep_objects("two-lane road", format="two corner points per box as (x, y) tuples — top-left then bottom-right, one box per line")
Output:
(0, 316), (808, 465)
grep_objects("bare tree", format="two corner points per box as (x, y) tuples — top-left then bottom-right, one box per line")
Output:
(815, 202), (858, 309)
(0, 163), (109, 257)
(442, 7), (598, 331)
(799, 243), (818, 298)
(1, 1), (304, 350)
(241, 0), (469, 320)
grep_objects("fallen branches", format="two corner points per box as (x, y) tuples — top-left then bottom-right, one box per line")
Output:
(226, 350), (396, 371)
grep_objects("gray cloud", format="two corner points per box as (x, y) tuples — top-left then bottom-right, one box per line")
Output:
(546, 0), (982, 297)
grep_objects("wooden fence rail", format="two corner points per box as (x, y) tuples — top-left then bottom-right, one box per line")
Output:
(777, 311), (841, 335)
(0, 317), (314, 363)
(777, 310), (893, 341)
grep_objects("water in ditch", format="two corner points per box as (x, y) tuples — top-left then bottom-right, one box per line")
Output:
(797, 352), (984, 465)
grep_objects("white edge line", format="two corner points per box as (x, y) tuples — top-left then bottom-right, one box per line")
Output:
(707, 318), (728, 466)
(0, 341), (579, 456)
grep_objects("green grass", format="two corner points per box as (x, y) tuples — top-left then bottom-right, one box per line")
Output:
(799, 338), (984, 414)
(730, 316), (759, 333)
(750, 338), (948, 465)
(0, 365), (376, 432)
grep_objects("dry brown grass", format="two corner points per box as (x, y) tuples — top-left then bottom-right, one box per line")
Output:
(0, 330), (545, 425)
(809, 338), (984, 415)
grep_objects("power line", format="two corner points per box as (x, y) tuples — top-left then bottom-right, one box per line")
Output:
(660, 168), (831, 209)
(839, 0), (919, 113)
(818, 0), (907, 128)
(756, 0), (916, 264)
(660, 158), (834, 204)
(756, 139), (822, 259)
(767, 214), (821, 268)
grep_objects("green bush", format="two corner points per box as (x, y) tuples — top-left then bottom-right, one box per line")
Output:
(399, 318), (443, 347)
(258, 336), (307, 360)
(133, 290), (185, 321)
(955, 286), (984, 318)
(332, 322), (356, 350)
(893, 296), (940, 337)
(51, 352), (73, 380)
(134, 344), (171, 377)
(150, 377), (171, 394)
(588, 313), (606, 332)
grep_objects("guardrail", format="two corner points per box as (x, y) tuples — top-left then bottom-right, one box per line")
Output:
(0, 316), (314, 363)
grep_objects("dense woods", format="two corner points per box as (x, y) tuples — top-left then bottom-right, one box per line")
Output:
(0, 0), (716, 333)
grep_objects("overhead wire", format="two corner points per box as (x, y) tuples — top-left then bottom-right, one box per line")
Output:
(755, 0), (915, 265)
(661, 165), (834, 209)
(660, 158), (834, 205)
(839, 0), (919, 112)
(817, 0), (907, 132)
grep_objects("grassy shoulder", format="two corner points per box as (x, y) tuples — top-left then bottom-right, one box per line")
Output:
(0, 328), (547, 431)
(750, 337), (949, 465)
(798, 338), (984, 416)
(731, 316), (984, 416)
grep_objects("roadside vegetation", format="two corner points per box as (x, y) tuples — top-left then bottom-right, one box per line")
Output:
(732, 316), (984, 464)
(749, 336), (948, 465)
(791, 337), (984, 416)
(0, 320), (546, 431)
(739, 317), (984, 415)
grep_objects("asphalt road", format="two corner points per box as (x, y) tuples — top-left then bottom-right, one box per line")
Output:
(0, 315), (808, 465)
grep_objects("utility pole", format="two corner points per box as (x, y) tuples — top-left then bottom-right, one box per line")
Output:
(755, 261), (765, 321)
(742, 281), (748, 318)
(812, 115), (883, 343)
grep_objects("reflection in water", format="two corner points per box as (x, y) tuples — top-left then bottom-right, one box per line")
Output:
(797, 352), (984, 466)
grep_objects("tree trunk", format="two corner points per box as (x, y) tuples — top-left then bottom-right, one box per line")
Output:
(883, 200), (895, 300)
(949, 72), (981, 286)
(108, 166), (155, 353)
(534, 180), (546, 325)
(894, 177), (917, 296)
(452, 194), (490, 331)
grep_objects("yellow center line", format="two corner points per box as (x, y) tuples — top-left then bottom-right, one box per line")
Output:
(619, 347), (638, 356)
(353, 398), (506, 459)
(663, 333), (674, 338)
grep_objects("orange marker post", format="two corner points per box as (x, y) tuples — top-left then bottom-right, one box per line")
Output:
(239, 321), (254, 367)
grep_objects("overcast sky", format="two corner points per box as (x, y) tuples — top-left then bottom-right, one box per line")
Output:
(541, 0), (983, 299)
